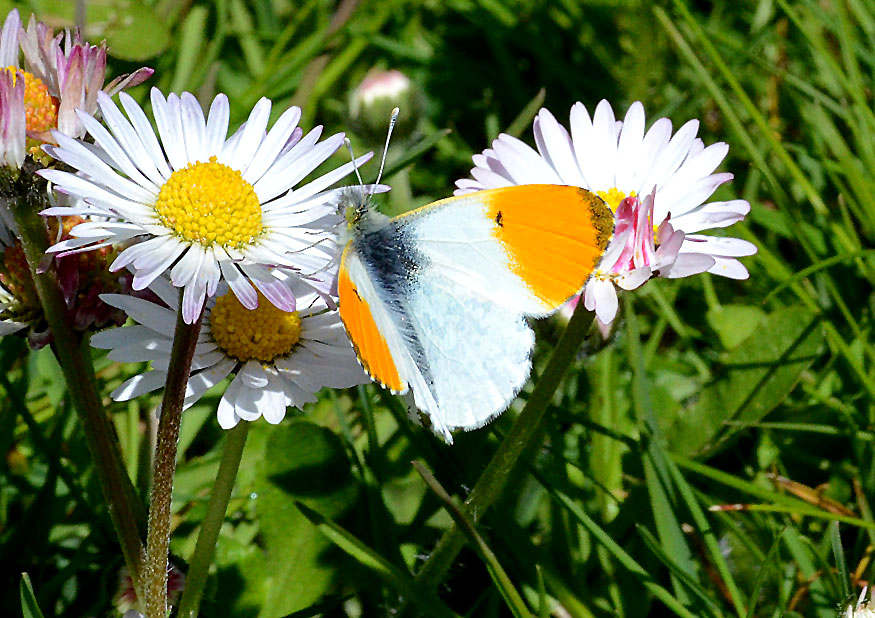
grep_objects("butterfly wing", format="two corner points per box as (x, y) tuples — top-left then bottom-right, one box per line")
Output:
(401, 184), (613, 316)
(338, 184), (613, 442)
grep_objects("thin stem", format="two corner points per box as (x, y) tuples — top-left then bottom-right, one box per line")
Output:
(176, 421), (250, 618)
(8, 181), (147, 595)
(143, 300), (203, 618)
(411, 302), (595, 592)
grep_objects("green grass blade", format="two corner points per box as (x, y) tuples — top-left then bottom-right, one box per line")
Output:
(295, 502), (461, 618)
(20, 574), (46, 618)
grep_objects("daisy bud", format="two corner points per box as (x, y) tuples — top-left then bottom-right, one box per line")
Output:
(349, 69), (422, 141)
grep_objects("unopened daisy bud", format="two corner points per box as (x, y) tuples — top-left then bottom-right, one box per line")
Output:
(349, 69), (422, 141)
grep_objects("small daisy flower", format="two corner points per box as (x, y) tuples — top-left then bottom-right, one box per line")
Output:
(584, 191), (685, 324)
(18, 14), (153, 142)
(91, 274), (368, 429)
(456, 100), (757, 325)
(40, 88), (372, 324)
(846, 588), (875, 618)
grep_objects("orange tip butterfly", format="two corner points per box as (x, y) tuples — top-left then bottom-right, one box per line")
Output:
(337, 109), (614, 442)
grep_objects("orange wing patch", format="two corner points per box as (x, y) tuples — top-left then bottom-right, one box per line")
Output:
(338, 258), (405, 393)
(483, 185), (613, 309)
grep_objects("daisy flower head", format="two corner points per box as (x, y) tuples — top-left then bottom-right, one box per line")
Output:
(455, 99), (757, 325)
(18, 14), (153, 142)
(846, 588), (875, 618)
(91, 273), (368, 429)
(40, 88), (373, 324)
(0, 9), (151, 164)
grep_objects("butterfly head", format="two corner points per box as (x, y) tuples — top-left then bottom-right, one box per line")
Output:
(337, 107), (399, 238)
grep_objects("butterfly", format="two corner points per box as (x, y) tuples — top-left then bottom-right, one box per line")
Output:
(335, 112), (613, 442)
(337, 180), (613, 443)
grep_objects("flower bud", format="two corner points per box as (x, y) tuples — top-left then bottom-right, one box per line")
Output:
(349, 69), (422, 142)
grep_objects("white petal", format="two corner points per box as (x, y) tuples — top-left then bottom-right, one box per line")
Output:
(204, 93), (230, 156)
(671, 200), (750, 233)
(111, 370), (168, 401)
(638, 118), (699, 195)
(151, 89), (187, 171)
(492, 134), (561, 184)
(533, 108), (585, 186)
(180, 92), (208, 163)
(659, 252), (716, 278)
(584, 278), (618, 324)
(227, 97), (271, 172)
(243, 105), (302, 184)
(217, 377), (244, 428)
(681, 235), (758, 257)
(707, 257), (750, 279)
(616, 266), (651, 290)
(614, 102), (646, 192)
(119, 91), (172, 180)
(220, 261), (258, 309)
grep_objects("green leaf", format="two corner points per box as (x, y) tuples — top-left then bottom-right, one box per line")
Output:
(665, 306), (823, 455)
(32, 0), (171, 60)
(20, 574), (45, 618)
(706, 304), (767, 350)
(252, 421), (358, 617)
(296, 502), (461, 618)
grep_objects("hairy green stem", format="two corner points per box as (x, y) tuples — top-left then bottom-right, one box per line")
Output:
(412, 303), (595, 592)
(9, 182), (147, 595)
(176, 421), (250, 618)
(143, 301), (203, 618)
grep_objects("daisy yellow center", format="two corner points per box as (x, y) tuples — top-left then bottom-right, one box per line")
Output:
(210, 291), (302, 363)
(4, 66), (58, 133)
(154, 156), (263, 248)
(596, 187), (634, 213)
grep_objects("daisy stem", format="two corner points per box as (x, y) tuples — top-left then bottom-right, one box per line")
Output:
(8, 179), (147, 596)
(176, 421), (250, 618)
(143, 300), (204, 618)
(410, 301), (594, 596)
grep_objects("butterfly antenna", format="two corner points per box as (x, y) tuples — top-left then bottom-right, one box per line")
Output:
(344, 137), (365, 187)
(373, 107), (400, 192)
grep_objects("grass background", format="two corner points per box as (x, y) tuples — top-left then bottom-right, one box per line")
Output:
(1, 0), (873, 616)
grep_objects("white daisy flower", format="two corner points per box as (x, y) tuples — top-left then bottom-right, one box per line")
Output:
(583, 190), (685, 324)
(91, 274), (368, 429)
(18, 14), (153, 141)
(846, 588), (875, 618)
(455, 99), (757, 325)
(40, 88), (371, 324)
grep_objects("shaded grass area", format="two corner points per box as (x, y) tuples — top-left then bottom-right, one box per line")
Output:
(2, 0), (875, 616)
